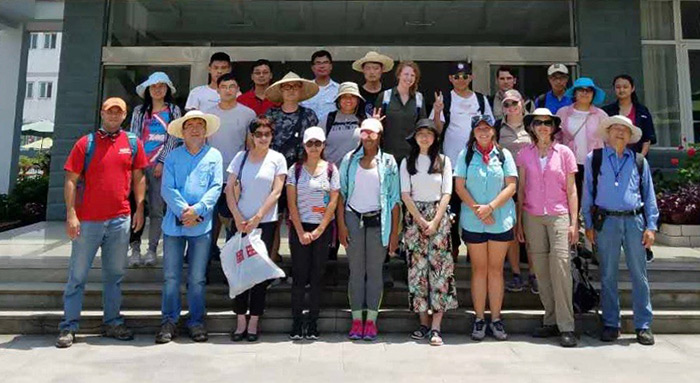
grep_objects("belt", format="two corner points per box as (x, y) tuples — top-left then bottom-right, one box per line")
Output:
(348, 205), (380, 218)
(600, 207), (644, 217)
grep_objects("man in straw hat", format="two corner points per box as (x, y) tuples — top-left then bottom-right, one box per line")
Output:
(57, 97), (149, 348)
(582, 115), (658, 346)
(155, 110), (223, 344)
(301, 50), (340, 122)
(352, 51), (395, 117)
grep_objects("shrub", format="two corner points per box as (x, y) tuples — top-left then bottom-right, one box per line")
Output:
(657, 184), (700, 225)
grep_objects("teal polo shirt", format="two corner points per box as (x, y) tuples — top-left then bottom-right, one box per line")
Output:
(454, 145), (518, 234)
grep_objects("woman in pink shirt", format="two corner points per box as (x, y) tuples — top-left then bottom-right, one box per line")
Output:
(516, 108), (579, 348)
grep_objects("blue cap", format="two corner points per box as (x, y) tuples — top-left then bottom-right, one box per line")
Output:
(564, 77), (605, 106)
(136, 72), (177, 99)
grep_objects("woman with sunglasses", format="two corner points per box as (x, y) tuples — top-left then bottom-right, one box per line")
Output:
(454, 114), (517, 341)
(337, 118), (401, 341)
(556, 77), (607, 203)
(286, 127), (340, 341)
(602, 74), (656, 156)
(401, 119), (457, 346)
(516, 108), (579, 348)
(497, 90), (537, 295)
(225, 117), (287, 342)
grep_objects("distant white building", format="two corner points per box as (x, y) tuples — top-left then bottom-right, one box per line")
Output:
(23, 31), (61, 124)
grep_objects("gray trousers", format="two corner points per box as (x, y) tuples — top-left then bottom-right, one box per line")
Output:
(131, 166), (164, 253)
(345, 211), (386, 312)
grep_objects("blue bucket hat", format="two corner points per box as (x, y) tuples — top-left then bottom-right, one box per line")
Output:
(136, 72), (177, 99)
(564, 77), (605, 106)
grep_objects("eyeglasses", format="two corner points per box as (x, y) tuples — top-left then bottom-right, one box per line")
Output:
(281, 83), (303, 91)
(452, 73), (470, 80)
(576, 87), (595, 94)
(253, 131), (273, 138)
(532, 119), (555, 127)
(313, 60), (332, 66)
(305, 140), (324, 148)
(503, 101), (519, 108)
(360, 131), (379, 140)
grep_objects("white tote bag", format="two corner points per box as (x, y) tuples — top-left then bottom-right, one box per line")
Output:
(220, 229), (286, 299)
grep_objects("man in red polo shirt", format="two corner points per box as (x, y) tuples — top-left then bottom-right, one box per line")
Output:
(237, 59), (280, 116)
(56, 97), (148, 348)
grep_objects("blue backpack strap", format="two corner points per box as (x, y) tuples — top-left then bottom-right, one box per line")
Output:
(83, 132), (96, 175)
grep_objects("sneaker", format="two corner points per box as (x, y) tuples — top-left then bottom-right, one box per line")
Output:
(489, 319), (508, 341)
(102, 324), (134, 341)
(532, 325), (560, 338)
(305, 320), (319, 340)
(529, 275), (539, 295)
(155, 322), (177, 344)
(429, 329), (443, 346)
(363, 320), (378, 341)
(505, 274), (524, 292)
(189, 324), (208, 342)
(471, 319), (486, 341)
(127, 246), (141, 267)
(143, 250), (157, 266)
(289, 319), (304, 340)
(560, 331), (578, 347)
(348, 319), (363, 340)
(55, 329), (75, 348)
(600, 326), (621, 342)
(636, 329), (655, 346)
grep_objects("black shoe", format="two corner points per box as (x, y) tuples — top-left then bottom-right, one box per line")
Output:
(55, 329), (75, 348)
(230, 330), (246, 342)
(636, 329), (655, 346)
(532, 325), (560, 338)
(247, 332), (259, 342)
(102, 324), (134, 341)
(600, 326), (621, 342)
(189, 324), (208, 342)
(560, 332), (578, 347)
(305, 320), (319, 340)
(155, 322), (178, 344)
(289, 319), (304, 340)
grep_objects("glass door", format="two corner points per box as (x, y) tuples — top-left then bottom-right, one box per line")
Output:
(688, 49), (700, 142)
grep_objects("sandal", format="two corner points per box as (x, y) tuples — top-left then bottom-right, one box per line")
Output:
(411, 325), (430, 340)
(429, 330), (443, 346)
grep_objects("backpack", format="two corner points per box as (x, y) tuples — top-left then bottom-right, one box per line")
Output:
(591, 148), (646, 213)
(83, 131), (139, 174)
(535, 93), (547, 109)
(381, 88), (424, 120)
(438, 90), (487, 144)
(464, 144), (506, 172)
(293, 161), (334, 186)
(571, 247), (600, 314)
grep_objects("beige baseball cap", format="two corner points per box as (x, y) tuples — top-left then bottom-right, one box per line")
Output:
(547, 64), (569, 76)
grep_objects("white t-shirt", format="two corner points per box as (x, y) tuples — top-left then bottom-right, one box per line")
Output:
(186, 85), (220, 111)
(227, 150), (288, 223)
(539, 156), (548, 172)
(347, 165), (381, 213)
(430, 90), (494, 167)
(205, 103), (256, 180)
(567, 109), (590, 164)
(300, 79), (339, 123)
(286, 162), (341, 224)
(400, 155), (453, 202)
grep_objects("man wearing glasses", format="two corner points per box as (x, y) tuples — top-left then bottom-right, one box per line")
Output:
(535, 64), (573, 114)
(300, 50), (339, 122)
(430, 61), (494, 261)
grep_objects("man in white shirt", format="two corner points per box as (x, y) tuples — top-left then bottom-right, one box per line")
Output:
(185, 52), (232, 111)
(300, 50), (339, 122)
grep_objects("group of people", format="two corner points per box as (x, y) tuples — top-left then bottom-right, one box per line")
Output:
(56, 50), (659, 350)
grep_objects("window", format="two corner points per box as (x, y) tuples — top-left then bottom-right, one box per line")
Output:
(29, 33), (39, 49)
(26, 82), (34, 99)
(39, 82), (53, 99)
(43, 33), (57, 49)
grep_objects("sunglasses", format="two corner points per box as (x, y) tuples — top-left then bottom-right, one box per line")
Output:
(281, 83), (303, 91)
(503, 101), (519, 108)
(532, 119), (555, 127)
(253, 131), (273, 138)
(576, 87), (595, 94)
(452, 73), (470, 80)
(471, 114), (495, 127)
(304, 140), (324, 148)
(360, 131), (379, 140)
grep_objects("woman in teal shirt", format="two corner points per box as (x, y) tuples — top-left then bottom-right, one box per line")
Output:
(454, 115), (517, 342)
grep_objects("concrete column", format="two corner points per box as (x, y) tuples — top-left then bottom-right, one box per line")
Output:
(0, 23), (29, 194)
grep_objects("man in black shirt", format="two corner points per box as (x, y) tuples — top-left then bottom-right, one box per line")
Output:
(352, 51), (395, 117)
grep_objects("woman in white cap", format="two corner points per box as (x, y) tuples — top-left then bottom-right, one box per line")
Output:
(401, 118), (457, 346)
(516, 108), (579, 348)
(156, 110), (223, 344)
(225, 116), (288, 342)
(127, 72), (182, 267)
(337, 118), (401, 341)
(286, 127), (340, 341)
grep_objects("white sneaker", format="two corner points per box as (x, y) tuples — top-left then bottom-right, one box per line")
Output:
(143, 250), (157, 266)
(127, 248), (141, 267)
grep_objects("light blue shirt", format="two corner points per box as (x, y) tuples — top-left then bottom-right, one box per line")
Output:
(454, 145), (518, 234)
(161, 144), (223, 237)
(339, 147), (400, 247)
(300, 79), (339, 122)
(582, 146), (659, 231)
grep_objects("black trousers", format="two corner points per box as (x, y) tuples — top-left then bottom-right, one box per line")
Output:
(449, 186), (462, 252)
(289, 223), (332, 320)
(232, 221), (276, 316)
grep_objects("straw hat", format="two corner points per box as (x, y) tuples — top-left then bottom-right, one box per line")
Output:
(598, 115), (643, 144)
(335, 82), (365, 102)
(264, 72), (319, 103)
(352, 51), (395, 73)
(524, 108), (562, 129)
(167, 110), (220, 139)
(135, 72), (176, 99)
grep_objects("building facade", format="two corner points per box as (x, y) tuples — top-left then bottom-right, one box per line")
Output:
(24, 31), (62, 124)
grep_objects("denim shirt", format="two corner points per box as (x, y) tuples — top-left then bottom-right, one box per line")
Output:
(339, 147), (400, 246)
(161, 144), (223, 237)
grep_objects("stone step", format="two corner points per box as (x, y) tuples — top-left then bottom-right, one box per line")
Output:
(2, 308), (699, 335)
(1, 280), (699, 311)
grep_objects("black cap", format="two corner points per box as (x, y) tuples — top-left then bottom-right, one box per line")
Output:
(449, 62), (472, 75)
(406, 118), (439, 143)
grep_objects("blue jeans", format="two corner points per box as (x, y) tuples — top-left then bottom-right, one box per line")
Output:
(162, 232), (211, 327)
(596, 214), (653, 330)
(59, 216), (131, 331)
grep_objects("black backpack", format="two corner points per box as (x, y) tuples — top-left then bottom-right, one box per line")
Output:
(464, 144), (506, 171)
(591, 148), (646, 206)
(571, 248), (600, 314)
(438, 90), (487, 144)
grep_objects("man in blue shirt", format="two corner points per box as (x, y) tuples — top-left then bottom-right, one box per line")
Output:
(156, 110), (223, 344)
(534, 64), (573, 114)
(582, 115), (658, 346)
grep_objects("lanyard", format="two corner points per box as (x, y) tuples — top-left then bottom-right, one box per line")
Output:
(608, 153), (629, 187)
